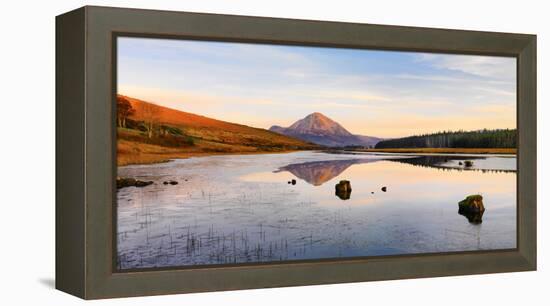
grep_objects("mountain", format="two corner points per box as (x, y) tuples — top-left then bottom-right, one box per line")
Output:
(269, 112), (382, 148)
(286, 112), (352, 137)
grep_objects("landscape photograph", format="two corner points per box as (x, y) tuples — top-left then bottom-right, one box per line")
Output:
(115, 36), (517, 270)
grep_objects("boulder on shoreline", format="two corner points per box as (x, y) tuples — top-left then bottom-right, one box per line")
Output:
(458, 194), (485, 224)
(335, 180), (352, 200)
(117, 177), (153, 189)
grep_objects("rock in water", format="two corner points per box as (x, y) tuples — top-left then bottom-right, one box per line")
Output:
(335, 180), (352, 200)
(459, 195), (484, 212)
(117, 177), (153, 189)
(464, 160), (474, 167)
(381, 186), (387, 192)
(169, 180), (178, 185)
(458, 195), (485, 224)
(291, 179), (297, 185)
(135, 180), (154, 187)
(117, 177), (136, 189)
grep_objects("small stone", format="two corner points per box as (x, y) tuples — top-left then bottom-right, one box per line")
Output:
(381, 186), (387, 192)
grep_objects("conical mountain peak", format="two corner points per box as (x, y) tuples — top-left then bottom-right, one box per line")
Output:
(269, 112), (382, 148)
(288, 112), (353, 137)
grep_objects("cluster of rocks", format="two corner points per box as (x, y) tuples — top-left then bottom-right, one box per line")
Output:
(117, 177), (185, 189)
(116, 177), (153, 189)
(334, 181), (388, 200)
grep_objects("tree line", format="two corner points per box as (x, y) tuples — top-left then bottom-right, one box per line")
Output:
(375, 129), (517, 149)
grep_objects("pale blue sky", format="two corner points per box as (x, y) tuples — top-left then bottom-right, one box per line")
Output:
(117, 37), (516, 138)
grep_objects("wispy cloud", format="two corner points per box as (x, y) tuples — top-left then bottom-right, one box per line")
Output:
(415, 53), (516, 81)
(118, 37), (516, 137)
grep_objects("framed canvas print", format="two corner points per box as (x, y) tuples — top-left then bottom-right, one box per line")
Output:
(56, 6), (537, 299)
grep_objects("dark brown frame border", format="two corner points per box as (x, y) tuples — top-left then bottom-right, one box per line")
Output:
(56, 6), (536, 299)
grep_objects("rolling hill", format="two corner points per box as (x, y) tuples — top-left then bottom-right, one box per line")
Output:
(117, 95), (318, 165)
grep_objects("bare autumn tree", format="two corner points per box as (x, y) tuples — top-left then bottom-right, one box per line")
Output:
(116, 96), (134, 128)
(141, 102), (160, 138)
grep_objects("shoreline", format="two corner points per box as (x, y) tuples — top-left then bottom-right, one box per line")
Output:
(118, 147), (516, 167)
(118, 149), (305, 167)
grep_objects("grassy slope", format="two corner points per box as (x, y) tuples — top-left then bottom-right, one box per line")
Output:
(118, 95), (317, 166)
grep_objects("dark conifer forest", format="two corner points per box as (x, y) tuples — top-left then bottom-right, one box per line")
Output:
(375, 129), (516, 149)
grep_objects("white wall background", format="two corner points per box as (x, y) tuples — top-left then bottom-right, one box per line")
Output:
(0, 0), (546, 304)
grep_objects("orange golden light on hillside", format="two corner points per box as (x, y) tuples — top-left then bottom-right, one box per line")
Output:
(117, 95), (319, 166)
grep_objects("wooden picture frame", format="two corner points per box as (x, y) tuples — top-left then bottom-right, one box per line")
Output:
(56, 6), (536, 299)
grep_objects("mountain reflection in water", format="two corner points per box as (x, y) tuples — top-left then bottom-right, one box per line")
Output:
(274, 154), (516, 187)
(274, 159), (376, 186)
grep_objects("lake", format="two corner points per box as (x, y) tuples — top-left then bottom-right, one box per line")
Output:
(116, 151), (516, 270)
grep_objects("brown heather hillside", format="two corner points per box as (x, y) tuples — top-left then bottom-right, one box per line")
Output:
(125, 95), (259, 132)
(117, 95), (318, 166)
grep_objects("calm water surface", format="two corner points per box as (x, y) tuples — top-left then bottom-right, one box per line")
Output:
(117, 151), (516, 269)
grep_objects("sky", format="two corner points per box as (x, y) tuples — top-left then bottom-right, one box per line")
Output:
(117, 37), (516, 138)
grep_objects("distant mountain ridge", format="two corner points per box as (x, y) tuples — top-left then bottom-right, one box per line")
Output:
(269, 112), (382, 148)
